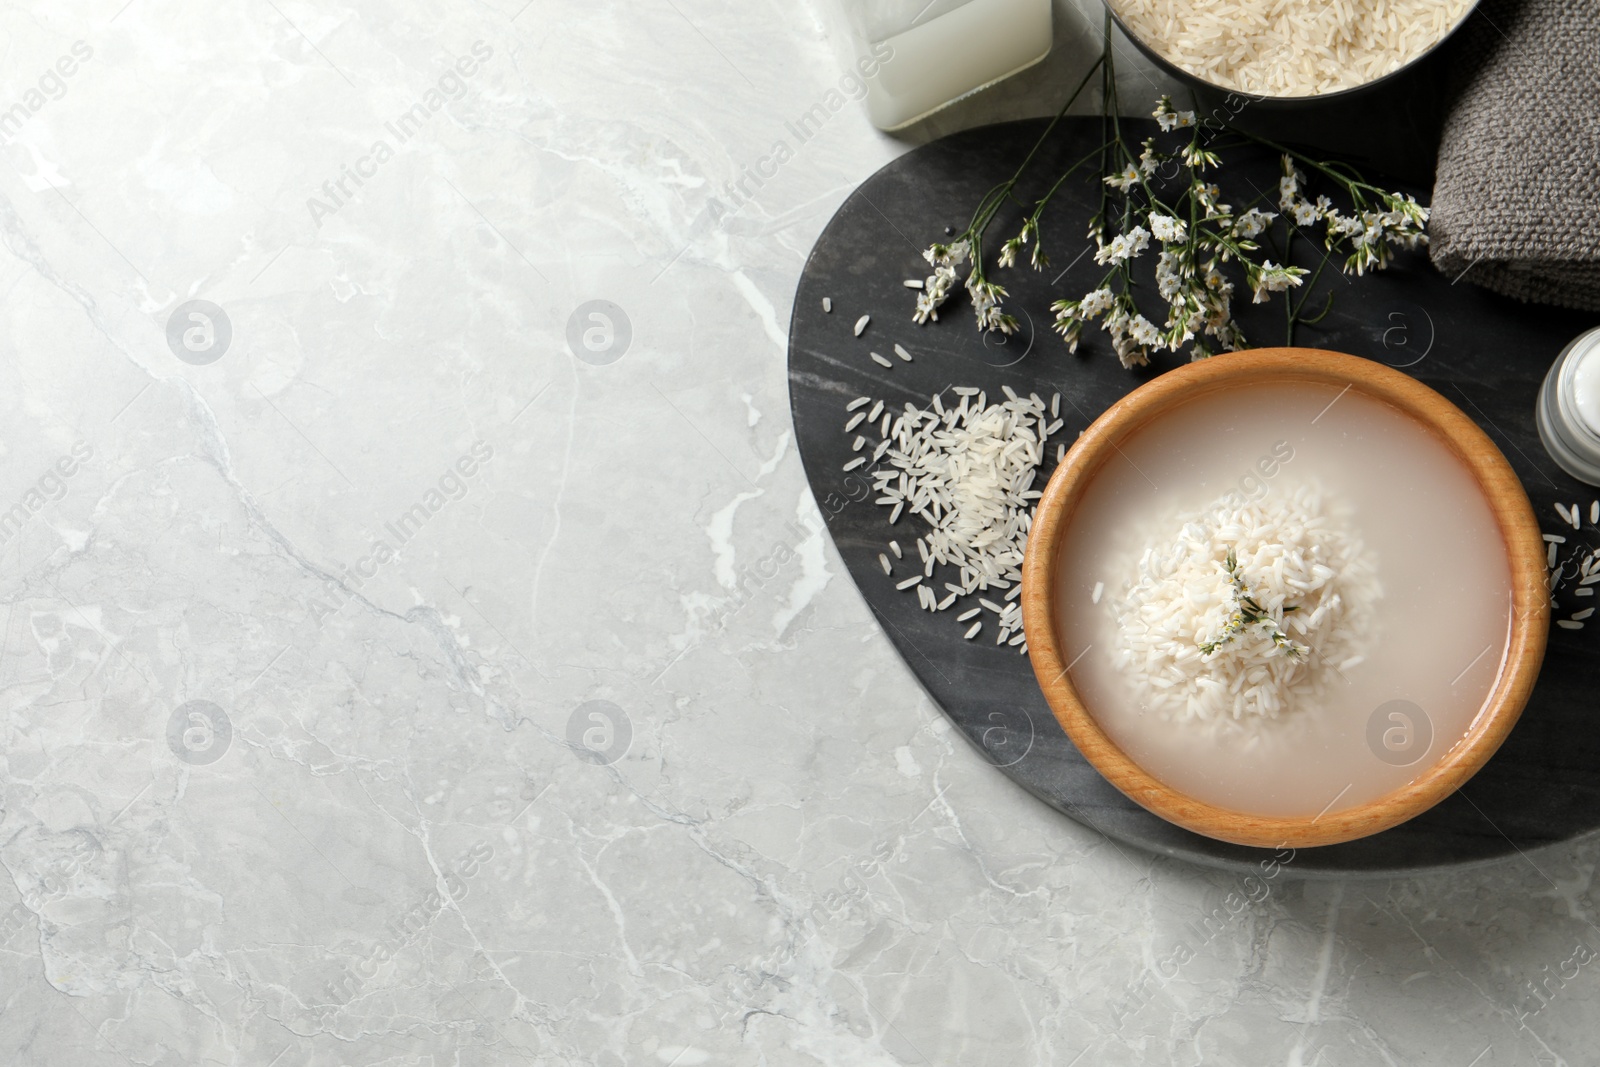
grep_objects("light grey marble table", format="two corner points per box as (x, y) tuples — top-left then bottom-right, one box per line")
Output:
(0, 2), (1592, 1065)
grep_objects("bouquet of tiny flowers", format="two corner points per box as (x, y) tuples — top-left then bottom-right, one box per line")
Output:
(910, 41), (1430, 369)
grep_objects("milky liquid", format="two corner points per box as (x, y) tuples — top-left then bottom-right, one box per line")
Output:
(859, 0), (1053, 130)
(1054, 381), (1513, 818)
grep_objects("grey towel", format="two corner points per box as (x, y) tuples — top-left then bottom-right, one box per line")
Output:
(1429, 0), (1600, 310)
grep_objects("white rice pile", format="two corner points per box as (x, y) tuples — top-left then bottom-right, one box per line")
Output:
(846, 386), (1064, 652)
(1112, 0), (1474, 97)
(1110, 483), (1380, 723)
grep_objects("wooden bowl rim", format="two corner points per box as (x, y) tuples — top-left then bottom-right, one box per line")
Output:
(1020, 347), (1550, 849)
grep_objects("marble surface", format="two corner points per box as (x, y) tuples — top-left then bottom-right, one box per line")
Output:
(1, 2), (1598, 1066)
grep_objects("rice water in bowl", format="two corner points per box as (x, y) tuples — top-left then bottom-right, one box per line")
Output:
(1022, 349), (1548, 848)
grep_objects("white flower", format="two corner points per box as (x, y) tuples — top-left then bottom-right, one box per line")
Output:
(1251, 260), (1306, 302)
(1196, 182), (1228, 216)
(1104, 165), (1141, 191)
(1079, 287), (1115, 317)
(1104, 307), (1149, 369)
(1326, 212), (1364, 238)
(1355, 211), (1386, 247)
(1155, 249), (1187, 301)
(1278, 175), (1298, 212)
(1129, 314), (1162, 348)
(1277, 158), (1306, 212)
(1212, 319), (1247, 352)
(1230, 208), (1274, 239)
(1150, 214), (1188, 244)
(1182, 142), (1220, 169)
(1054, 313), (1084, 353)
(1094, 225), (1151, 266)
(913, 264), (959, 324)
(966, 274), (1017, 334)
(1290, 199), (1319, 227)
(1153, 96), (1197, 133)
(922, 239), (971, 269)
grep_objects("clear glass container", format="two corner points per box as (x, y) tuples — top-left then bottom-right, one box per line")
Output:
(827, 0), (1054, 130)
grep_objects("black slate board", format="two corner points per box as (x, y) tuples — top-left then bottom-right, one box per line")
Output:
(787, 117), (1600, 877)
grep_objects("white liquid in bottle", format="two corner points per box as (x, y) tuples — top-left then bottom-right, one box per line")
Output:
(840, 0), (1054, 130)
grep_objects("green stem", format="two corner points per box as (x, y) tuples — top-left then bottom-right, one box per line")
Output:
(1232, 128), (1383, 207)
(1283, 225), (1295, 344)
(1289, 258), (1333, 331)
(961, 53), (1106, 244)
(1027, 140), (1116, 228)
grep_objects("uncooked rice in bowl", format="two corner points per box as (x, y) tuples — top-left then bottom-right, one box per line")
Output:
(1111, 0), (1476, 97)
(1108, 482), (1381, 724)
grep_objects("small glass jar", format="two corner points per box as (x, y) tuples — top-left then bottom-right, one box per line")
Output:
(827, 0), (1054, 130)
(1536, 326), (1600, 486)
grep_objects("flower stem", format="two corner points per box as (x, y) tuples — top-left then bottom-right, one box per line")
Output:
(961, 53), (1106, 253)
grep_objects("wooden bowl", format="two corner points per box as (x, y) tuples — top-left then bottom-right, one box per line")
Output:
(1021, 347), (1549, 849)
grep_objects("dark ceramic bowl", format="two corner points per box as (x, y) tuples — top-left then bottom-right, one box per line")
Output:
(1107, 0), (1481, 109)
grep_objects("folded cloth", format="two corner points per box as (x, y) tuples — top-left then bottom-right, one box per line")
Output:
(1429, 0), (1600, 311)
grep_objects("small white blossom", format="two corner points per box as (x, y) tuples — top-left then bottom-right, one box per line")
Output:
(1182, 142), (1220, 169)
(923, 239), (971, 269)
(1150, 214), (1188, 243)
(1129, 314), (1162, 348)
(1153, 96), (1197, 132)
(1278, 176), (1298, 212)
(1231, 207), (1274, 239)
(1094, 225), (1150, 266)
(1277, 157), (1305, 212)
(1251, 260), (1306, 302)
(1104, 165), (1141, 191)
(1155, 249), (1187, 301)
(1196, 182), (1228, 216)
(1327, 212), (1364, 238)
(966, 274), (1018, 334)
(1104, 306), (1150, 369)
(1054, 313), (1084, 353)
(913, 265), (959, 324)
(1079, 287), (1115, 317)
